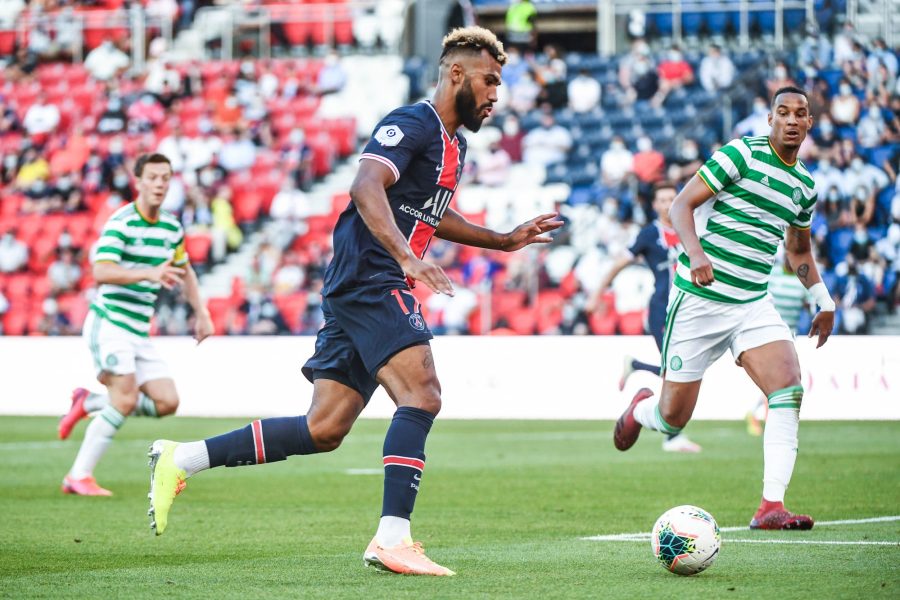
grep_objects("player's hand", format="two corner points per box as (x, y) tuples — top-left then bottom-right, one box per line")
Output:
(148, 258), (185, 289)
(808, 310), (834, 348)
(194, 310), (214, 345)
(688, 251), (715, 287)
(501, 213), (565, 252)
(402, 257), (454, 296)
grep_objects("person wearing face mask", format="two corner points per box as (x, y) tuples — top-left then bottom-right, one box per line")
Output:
(698, 44), (735, 93)
(841, 156), (890, 225)
(633, 135), (665, 187)
(109, 165), (134, 202)
(127, 94), (165, 133)
(765, 61), (796, 100)
(652, 45), (694, 108)
(0, 229), (28, 273)
(733, 97), (772, 138)
(833, 256), (876, 334)
(811, 114), (837, 149)
(568, 68), (601, 113)
(600, 135), (634, 187)
(856, 104), (886, 149)
(830, 80), (860, 125)
(499, 115), (524, 162)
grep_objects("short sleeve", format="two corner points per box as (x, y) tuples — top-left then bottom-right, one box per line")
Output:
(628, 226), (652, 259)
(359, 107), (427, 184)
(93, 220), (126, 264)
(697, 138), (751, 195)
(791, 195), (815, 229)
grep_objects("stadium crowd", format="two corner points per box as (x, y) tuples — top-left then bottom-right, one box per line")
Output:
(1, 4), (899, 337)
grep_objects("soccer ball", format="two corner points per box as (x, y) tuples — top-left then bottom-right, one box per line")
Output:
(651, 505), (721, 576)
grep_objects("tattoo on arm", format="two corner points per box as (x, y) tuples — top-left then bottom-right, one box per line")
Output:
(797, 264), (809, 281)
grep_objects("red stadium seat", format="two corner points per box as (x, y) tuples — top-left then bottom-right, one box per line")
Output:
(589, 311), (618, 335)
(4, 274), (32, 301)
(232, 191), (264, 224)
(3, 309), (29, 336)
(184, 233), (212, 265)
(507, 307), (537, 335)
(27, 310), (45, 336)
(492, 290), (526, 321)
(273, 292), (308, 333)
(0, 30), (16, 56)
(206, 297), (235, 335)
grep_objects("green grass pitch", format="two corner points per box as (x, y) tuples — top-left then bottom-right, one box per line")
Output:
(1, 417), (897, 599)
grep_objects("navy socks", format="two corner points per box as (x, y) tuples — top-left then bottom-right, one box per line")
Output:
(205, 415), (318, 468)
(381, 406), (435, 519)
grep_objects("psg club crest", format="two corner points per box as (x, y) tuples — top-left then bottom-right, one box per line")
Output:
(408, 313), (425, 331)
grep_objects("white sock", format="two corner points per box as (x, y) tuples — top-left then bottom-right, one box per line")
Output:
(131, 393), (158, 417)
(173, 441), (210, 477)
(375, 516), (411, 548)
(84, 393), (109, 413)
(633, 396), (682, 435)
(69, 405), (125, 479)
(762, 386), (803, 502)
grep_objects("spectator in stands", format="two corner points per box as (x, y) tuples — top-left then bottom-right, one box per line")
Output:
(868, 38), (898, 83)
(765, 60), (797, 100)
(668, 138), (703, 185)
(314, 51), (347, 96)
(501, 46), (528, 88)
(282, 128), (314, 192)
(21, 177), (58, 214)
(14, 147), (50, 190)
(23, 94), (60, 142)
(621, 47), (658, 105)
(811, 113), (839, 151)
(876, 223), (900, 311)
(831, 80), (861, 125)
(127, 93), (166, 133)
(270, 179), (309, 249)
(834, 256), (876, 334)
(81, 153), (106, 194)
(476, 139), (512, 187)
(84, 40), (130, 82)
(819, 185), (853, 230)
(0, 0), (24, 28)
(833, 22), (862, 66)
(0, 95), (20, 135)
(857, 104), (890, 149)
(48, 247), (82, 294)
(815, 157), (844, 194)
(600, 135), (634, 189)
(4, 46), (38, 82)
(633, 135), (665, 186)
(568, 68), (601, 114)
(38, 296), (75, 336)
(805, 78), (831, 121)
(157, 124), (192, 175)
(215, 94), (245, 133)
(652, 45), (693, 108)
(505, 0), (537, 50)
(733, 97), (771, 137)
(833, 138), (857, 169)
(0, 229), (27, 273)
(144, 58), (183, 107)
(522, 112), (572, 167)
(181, 187), (213, 231)
(219, 129), (257, 173)
(1, 153), (17, 185)
(240, 285), (290, 335)
(844, 155), (890, 225)
(798, 25), (833, 75)
(109, 165), (134, 203)
(535, 45), (567, 109)
(273, 252), (305, 296)
(499, 115), (524, 163)
(699, 44), (735, 93)
(96, 96), (128, 135)
(509, 70), (541, 115)
(210, 186), (243, 258)
(51, 7), (80, 61)
(426, 276), (478, 335)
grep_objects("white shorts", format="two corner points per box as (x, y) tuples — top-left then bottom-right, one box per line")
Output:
(660, 289), (793, 383)
(82, 309), (171, 385)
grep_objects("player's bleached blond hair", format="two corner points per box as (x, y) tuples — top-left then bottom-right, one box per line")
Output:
(440, 26), (507, 66)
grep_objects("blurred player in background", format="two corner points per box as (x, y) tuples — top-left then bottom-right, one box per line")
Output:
(746, 258), (811, 436)
(589, 181), (701, 453)
(613, 87), (835, 530)
(59, 154), (214, 496)
(146, 27), (562, 575)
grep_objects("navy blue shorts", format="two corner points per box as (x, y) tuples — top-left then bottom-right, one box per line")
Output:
(649, 300), (667, 352)
(301, 285), (433, 403)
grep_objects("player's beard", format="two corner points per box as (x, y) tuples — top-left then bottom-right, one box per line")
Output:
(456, 77), (485, 132)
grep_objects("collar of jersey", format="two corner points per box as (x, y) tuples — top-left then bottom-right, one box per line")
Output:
(767, 138), (798, 168)
(134, 201), (160, 224)
(421, 100), (457, 143)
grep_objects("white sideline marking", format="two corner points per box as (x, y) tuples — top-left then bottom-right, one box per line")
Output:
(344, 468), (382, 475)
(581, 515), (900, 544)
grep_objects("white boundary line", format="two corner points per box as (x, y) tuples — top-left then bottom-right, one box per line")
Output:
(581, 515), (900, 546)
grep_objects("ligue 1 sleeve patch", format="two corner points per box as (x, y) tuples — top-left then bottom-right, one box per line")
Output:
(375, 125), (404, 147)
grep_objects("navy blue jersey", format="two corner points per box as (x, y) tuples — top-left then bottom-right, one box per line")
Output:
(628, 220), (681, 307)
(323, 101), (467, 296)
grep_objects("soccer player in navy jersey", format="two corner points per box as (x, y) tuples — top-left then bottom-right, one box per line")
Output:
(588, 182), (702, 453)
(146, 27), (562, 576)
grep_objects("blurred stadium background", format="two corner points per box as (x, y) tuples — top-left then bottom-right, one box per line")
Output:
(0, 0), (899, 341)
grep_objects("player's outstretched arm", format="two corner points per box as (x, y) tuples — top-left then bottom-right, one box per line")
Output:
(94, 258), (185, 289)
(352, 159), (454, 295)
(435, 208), (563, 252)
(670, 175), (716, 287)
(181, 263), (214, 344)
(785, 225), (835, 348)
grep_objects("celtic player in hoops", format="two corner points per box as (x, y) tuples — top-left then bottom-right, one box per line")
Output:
(614, 87), (835, 530)
(59, 154), (214, 496)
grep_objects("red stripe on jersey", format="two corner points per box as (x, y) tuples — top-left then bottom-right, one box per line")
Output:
(383, 455), (425, 471)
(252, 419), (266, 464)
(408, 219), (436, 259)
(437, 133), (460, 189)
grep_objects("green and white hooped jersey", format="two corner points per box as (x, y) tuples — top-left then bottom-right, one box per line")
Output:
(90, 203), (188, 337)
(682, 136), (817, 304)
(768, 266), (810, 331)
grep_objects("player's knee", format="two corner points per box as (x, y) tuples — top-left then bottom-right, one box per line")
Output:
(404, 383), (442, 416)
(154, 393), (179, 416)
(659, 403), (690, 430)
(308, 416), (352, 452)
